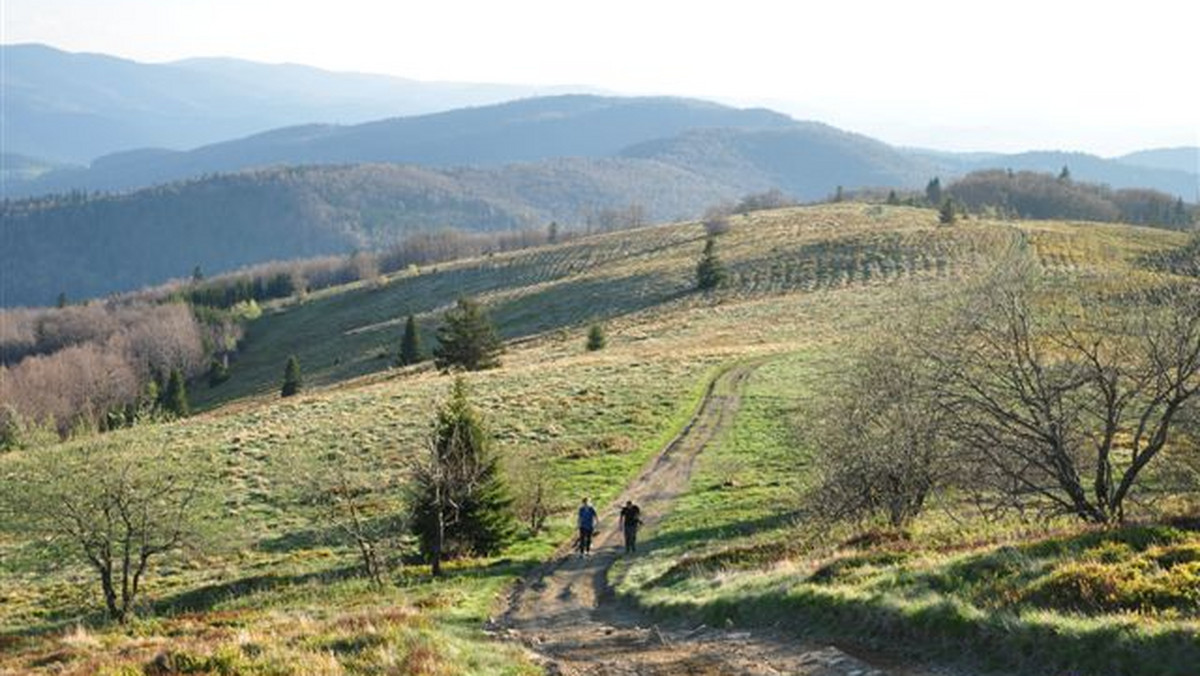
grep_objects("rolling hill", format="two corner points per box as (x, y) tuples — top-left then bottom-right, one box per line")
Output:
(1118, 146), (1200, 175)
(6, 94), (796, 196)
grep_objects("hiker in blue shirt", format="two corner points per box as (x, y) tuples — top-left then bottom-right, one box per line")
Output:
(577, 497), (598, 556)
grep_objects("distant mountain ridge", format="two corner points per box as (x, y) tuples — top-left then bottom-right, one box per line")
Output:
(7, 95), (796, 196)
(0, 43), (600, 163)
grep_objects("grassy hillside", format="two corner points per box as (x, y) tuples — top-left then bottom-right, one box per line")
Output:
(2, 204), (1195, 675)
(191, 204), (1012, 410)
(615, 352), (1200, 676)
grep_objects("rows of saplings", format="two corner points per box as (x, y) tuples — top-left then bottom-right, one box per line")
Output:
(0, 294), (620, 625)
(805, 253), (1200, 616)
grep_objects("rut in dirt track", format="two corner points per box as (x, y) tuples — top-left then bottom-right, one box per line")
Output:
(500, 362), (900, 676)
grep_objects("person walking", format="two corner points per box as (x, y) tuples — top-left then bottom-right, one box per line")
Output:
(618, 500), (642, 553)
(577, 497), (598, 557)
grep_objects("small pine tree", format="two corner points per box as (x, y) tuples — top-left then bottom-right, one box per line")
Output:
(162, 369), (190, 417)
(834, 185), (844, 202)
(939, 198), (957, 225)
(433, 298), (503, 372)
(399, 314), (422, 366)
(410, 377), (515, 575)
(1174, 198), (1190, 226)
(192, 265), (204, 283)
(281, 355), (302, 397)
(208, 357), (230, 387)
(586, 324), (606, 351)
(1059, 165), (1071, 181)
(886, 190), (900, 206)
(56, 292), (68, 309)
(547, 221), (559, 244)
(925, 177), (942, 206)
(696, 236), (727, 291)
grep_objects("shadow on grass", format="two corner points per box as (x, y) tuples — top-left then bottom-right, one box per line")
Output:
(645, 509), (804, 554)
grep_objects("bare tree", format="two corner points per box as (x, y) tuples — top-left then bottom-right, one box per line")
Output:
(1, 438), (217, 622)
(282, 439), (408, 587)
(928, 274), (1200, 524)
(507, 449), (559, 535)
(811, 342), (957, 528)
(702, 203), (734, 237)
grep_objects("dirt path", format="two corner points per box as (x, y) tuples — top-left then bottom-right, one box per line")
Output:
(501, 363), (901, 675)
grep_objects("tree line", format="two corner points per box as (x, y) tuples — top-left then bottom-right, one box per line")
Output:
(0, 302), (217, 444)
(947, 169), (1195, 228)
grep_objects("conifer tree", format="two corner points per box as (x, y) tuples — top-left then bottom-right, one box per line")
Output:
(281, 355), (302, 397)
(939, 198), (957, 225)
(696, 235), (728, 291)
(162, 369), (189, 417)
(925, 177), (942, 206)
(433, 298), (503, 371)
(586, 323), (607, 351)
(886, 190), (900, 206)
(207, 357), (230, 387)
(1059, 165), (1071, 181)
(410, 377), (515, 575)
(399, 314), (422, 366)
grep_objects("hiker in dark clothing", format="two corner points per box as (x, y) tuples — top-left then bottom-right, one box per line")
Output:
(619, 500), (642, 553)
(577, 497), (598, 556)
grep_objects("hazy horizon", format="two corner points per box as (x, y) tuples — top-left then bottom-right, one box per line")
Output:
(4, 0), (1199, 157)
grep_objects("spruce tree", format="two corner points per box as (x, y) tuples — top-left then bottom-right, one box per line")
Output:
(886, 190), (900, 206)
(410, 377), (515, 575)
(925, 177), (942, 206)
(586, 323), (607, 351)
(939, 198), (957, 225)
(56, 292), (68, 309)
(1058, 165), (1071, 181)
(208, 357), (230, 387)
(1174, 198), (1190, 226)
(399, 314), (422, 366)
(281, 355), (302, 397)
(162, 369), (190, 417)
(696, 236), (727, 291)
(433, 298), (503, 371)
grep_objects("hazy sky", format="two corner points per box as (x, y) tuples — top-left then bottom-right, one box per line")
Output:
(4, 0), (1197, 156)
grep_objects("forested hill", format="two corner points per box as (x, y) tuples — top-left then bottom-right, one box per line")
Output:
(0, 160), (741, 307)
(9, 95), (796, 196)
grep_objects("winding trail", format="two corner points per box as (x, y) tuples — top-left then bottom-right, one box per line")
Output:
(502, 363), (899, 675)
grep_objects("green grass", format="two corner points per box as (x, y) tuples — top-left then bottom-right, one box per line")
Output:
(615, 350), (1200, 676)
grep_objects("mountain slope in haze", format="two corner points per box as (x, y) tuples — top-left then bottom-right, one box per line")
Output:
(919, 149), (1198, 199)
(0, 160), (740, 307)
(1117, 147), (1199, 175)
(0, 43), (597, 164)
(623, 124), (935, 199)
(9, 95), (796, 196)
